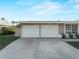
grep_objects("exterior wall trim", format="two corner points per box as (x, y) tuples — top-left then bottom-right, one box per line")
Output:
(64, 23), (66, 34)
(78, 24), (79, 33)
(39, 24), (41, 37)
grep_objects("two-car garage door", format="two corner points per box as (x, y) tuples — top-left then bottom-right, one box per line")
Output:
(21, 25), (59, 37)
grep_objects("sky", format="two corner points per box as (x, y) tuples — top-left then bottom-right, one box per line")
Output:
(0, 0), (79, 21)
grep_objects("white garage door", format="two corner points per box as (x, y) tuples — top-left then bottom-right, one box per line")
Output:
(21, 25), (39, 37)
(41, 25), (58, 37)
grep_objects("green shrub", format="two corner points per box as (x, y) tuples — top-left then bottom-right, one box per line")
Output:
(61, 33), (66, 39)
(68, 33), (73, 39)
(75, 33), (79, 38)
(0, 27), (15, 35)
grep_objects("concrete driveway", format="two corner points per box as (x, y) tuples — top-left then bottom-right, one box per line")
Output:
(0, 38), (79, 59)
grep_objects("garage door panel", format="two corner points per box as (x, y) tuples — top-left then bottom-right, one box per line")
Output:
(21, 25), (59, 37)
(41, 25), (58, 37)
(21, 25), (39, 37)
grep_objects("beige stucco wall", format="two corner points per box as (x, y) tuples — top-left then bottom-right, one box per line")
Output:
(58, 24), (64, 34)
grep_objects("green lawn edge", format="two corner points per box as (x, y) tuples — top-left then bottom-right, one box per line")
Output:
(0, 35), (18, 50)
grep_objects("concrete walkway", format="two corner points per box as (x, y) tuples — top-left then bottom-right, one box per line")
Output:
(0, 38), (79, 59)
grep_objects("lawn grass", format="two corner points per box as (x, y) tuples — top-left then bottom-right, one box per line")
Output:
(0, 35), (18, 50)
(66, 42), (79, 49)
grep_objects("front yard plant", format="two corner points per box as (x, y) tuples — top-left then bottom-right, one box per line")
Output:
(75, 33), (79, 38)
(0, 27), (15, 35)
(0, 35), (18, 50)
(61, 33), (79, 39)
(68, 33), (73, 39)
(61, 33), (66, 39)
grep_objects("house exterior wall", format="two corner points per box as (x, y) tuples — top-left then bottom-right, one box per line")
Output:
(78, 24), (79, 33)
(15, 27), (21, 37)
(58, 24), (64, 34)
(18, 21), (79, 38)
(20, 23), (79, 38)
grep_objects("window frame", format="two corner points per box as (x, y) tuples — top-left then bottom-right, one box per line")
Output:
(65, 24), (78, 34)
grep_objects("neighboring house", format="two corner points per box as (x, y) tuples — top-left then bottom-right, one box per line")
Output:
(0, 18), (16, 33)
(16, 21), (79, 38)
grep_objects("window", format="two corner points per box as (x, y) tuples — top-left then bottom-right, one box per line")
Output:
(65, 24), (78, 34)
(72, 24), (78, 33)
(66, 24), (71, 34)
